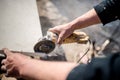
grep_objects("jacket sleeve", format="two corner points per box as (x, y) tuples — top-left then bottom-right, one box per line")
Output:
(94, 0), (120, 25)
(67, 53), (120, 80)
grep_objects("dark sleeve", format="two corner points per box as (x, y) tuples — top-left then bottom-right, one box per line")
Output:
(94, 0), (120, 25)
(67, 53), (120, 80)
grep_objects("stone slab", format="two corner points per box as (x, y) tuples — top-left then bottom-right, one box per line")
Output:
(0, 0), (42, 52)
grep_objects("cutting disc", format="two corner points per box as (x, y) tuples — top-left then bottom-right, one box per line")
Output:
(34, 40), (55, 54)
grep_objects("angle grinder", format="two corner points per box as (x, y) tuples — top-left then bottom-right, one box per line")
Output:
(34, 31), (89, 53)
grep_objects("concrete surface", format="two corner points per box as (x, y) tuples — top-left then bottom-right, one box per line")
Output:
(0, 0), (42, 52)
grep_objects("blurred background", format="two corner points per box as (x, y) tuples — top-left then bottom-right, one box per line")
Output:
(37, 0), (120, 55)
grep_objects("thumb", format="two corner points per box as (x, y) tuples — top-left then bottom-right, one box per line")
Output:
(48, 28), (60, 35)
(57, 33), (64, 44)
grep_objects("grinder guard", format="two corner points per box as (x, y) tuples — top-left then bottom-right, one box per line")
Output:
(34, 39), (55, 54)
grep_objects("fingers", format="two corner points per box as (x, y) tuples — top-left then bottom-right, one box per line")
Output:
(1, 65), (6, 71)
(1, 65), (7, 74)
(48, 28), (60, 35)
(48, 28), (55, 32)
(49, 28), (62, 44)
(2, 48), (12, 56)
(1, 59), (7, 65)
(1, 59), (7, 73)
(1, 48), (13, 73)
(5, 66), (15, 77)
(57, 34), (63, 44)
(48, 27), (66, 44)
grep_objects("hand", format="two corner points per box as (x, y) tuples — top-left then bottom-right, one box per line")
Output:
(49, 23), (75, 44)
(1, 48), (31, 78)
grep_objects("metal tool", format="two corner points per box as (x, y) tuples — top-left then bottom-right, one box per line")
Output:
(34, 31), (89, 54)
(34, 31), (57, 53)
(34, 39), (55, 54)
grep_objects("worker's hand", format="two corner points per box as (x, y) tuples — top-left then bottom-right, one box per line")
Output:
(1, 48), (31, 78)
(49, 23), (74, 44)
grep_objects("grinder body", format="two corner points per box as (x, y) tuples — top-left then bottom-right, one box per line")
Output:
(34, 31), (89, 53)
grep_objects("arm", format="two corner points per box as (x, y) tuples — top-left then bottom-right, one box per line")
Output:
(1, 48), (77, 80)
(49, 0), (120, 44)
(68, 9), (101, 30)
(49, 9), (101, 44)
(2, 50), (120, 80)
(21, 59), (77, 80)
